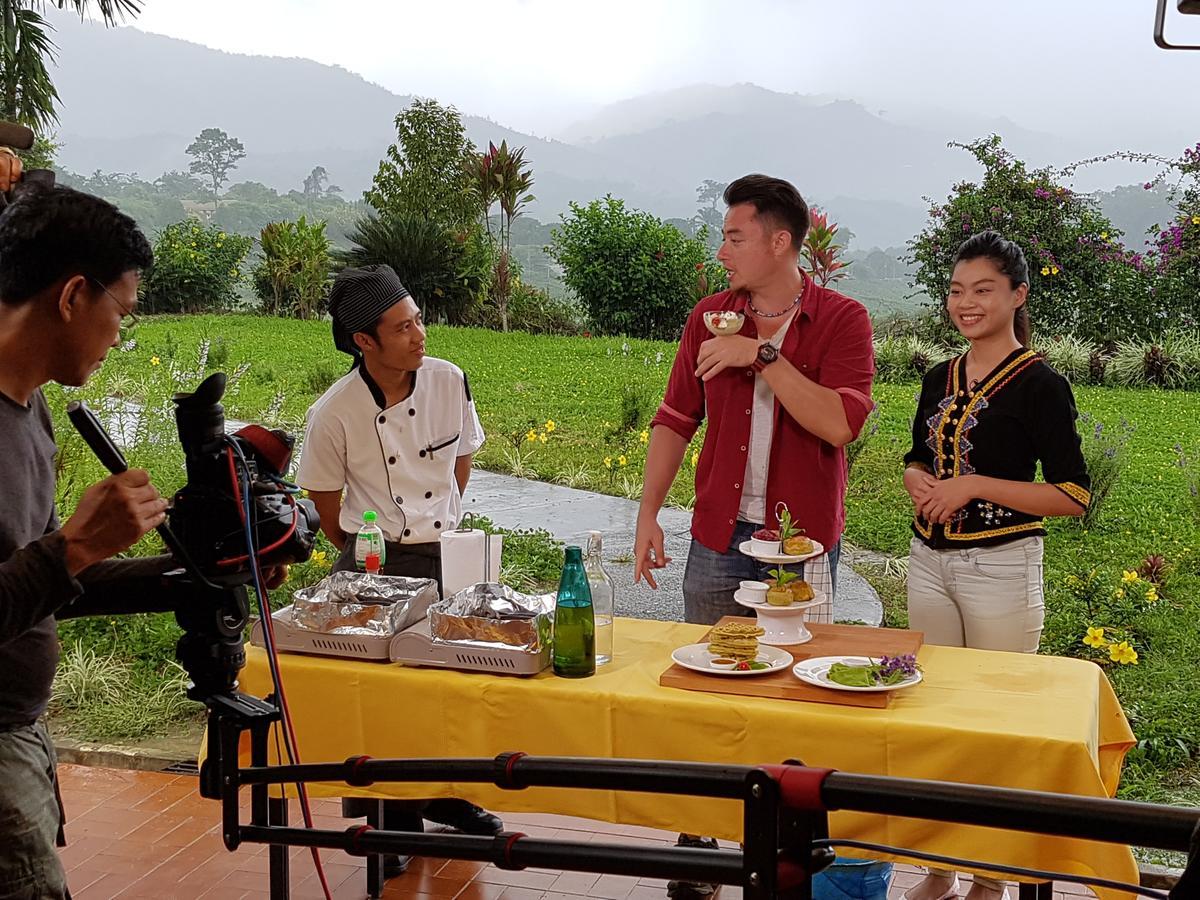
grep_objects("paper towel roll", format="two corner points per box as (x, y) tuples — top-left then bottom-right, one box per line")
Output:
(440, 528), (503, 599)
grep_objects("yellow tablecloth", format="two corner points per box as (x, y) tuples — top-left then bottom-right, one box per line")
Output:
(235, 617), (1138, 896)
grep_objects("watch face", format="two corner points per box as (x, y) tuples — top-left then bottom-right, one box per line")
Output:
(758, 344), (779, 363)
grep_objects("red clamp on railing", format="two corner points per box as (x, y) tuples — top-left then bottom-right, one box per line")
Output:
(345, 824), (374, 857)
(776, 859), (810, 890)
(344, 755), (375, 787)
(758, 764), (837, 812)
(494, 751), (528, 790)
(492, 831), (528, 870)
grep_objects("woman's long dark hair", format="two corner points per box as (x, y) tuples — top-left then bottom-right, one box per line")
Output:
(952, 230), (1031, 346)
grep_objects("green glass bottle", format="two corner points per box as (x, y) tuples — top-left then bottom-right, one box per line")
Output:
(553, 546), (596, 678)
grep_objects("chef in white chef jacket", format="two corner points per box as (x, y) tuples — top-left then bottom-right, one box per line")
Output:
(295, 264), (503, 867)
(297, 264), (485, 587)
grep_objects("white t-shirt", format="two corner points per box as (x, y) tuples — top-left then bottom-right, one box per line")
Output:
(738, 310), (797, 525)
(296, 357), (485, 543)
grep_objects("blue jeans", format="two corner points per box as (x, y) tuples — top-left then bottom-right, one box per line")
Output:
(682, 521), (841, 625)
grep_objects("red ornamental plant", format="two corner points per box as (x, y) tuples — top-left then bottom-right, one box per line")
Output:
(801, 207), (852, 286)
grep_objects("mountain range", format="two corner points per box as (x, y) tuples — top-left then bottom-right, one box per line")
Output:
(46, 11), (1160, 249)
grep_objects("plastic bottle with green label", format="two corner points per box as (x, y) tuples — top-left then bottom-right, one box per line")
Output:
(355, 510), (386, 574)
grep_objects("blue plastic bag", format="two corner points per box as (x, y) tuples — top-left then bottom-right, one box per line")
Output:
(810, 856), (894, 900)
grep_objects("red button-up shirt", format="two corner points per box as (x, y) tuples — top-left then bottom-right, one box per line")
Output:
(650, 274), (875, 553)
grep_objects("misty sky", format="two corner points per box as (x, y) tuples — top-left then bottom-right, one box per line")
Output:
(128, 0), (1200, 153)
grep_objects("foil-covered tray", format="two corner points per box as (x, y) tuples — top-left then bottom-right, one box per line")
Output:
(291, 571), (439, 637)
(429, 582), (554, 652)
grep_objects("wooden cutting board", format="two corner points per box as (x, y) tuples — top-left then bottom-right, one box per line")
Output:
(658, 617), (924, 709)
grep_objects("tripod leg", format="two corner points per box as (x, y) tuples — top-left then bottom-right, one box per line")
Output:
(269, 795), (290, 900)
(366, 800), (385, 900)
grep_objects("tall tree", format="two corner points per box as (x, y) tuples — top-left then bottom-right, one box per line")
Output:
(0, 1), (140, 130)
(365, 98), (476, 228)
(186, 127), (246, 213)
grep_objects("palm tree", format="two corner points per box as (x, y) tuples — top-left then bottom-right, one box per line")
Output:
(1, 1), (141, 130)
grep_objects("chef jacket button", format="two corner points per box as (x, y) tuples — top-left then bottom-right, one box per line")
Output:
(378, 415), (386, 424)
(728, 518), (735, 525)
(403, 529), (411, 537)
(425, 491), (433, 499)
(746, 370), (753, 377)
(409, 408), (416, 416)
(434, 520), (442, 529)
(745, 409), (751, 415)
(395, 496), (403, 504)
(419, 449), (426, 458)
(388, 456), (396, 465)
(734, 482), (740, 489)
(740, 445), (747, 451)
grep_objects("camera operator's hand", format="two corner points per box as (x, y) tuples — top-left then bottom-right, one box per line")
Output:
(61, 470), (169, 575)
(0, 147), (23, 193)
(262, 565), (290, 589)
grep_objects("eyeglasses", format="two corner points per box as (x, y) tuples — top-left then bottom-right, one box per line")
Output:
(89, 277), (139, 338)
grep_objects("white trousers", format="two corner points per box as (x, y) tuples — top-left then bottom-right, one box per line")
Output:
(906, 535), (1045, 893)
(907, 536), (1045, 654)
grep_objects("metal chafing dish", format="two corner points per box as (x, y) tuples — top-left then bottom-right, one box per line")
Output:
(250, 578), (553, 676)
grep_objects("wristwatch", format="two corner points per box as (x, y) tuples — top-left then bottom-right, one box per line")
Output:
(753, 342), (779, 372)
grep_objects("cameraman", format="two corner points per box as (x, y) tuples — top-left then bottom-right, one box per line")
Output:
(0, 178), (176, 898)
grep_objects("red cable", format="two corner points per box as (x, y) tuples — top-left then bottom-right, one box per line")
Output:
(228, 447), (333, 900)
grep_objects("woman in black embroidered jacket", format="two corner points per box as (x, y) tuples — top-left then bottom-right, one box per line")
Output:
(899, 232), (1090, 900)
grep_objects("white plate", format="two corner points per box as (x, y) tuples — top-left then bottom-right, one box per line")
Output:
(670, 643), (793, 677)
(735, 590), (826, 614)
(733, 588), (766, 605)
(792, 655), (923, 693)
(738, 539), (825, 565)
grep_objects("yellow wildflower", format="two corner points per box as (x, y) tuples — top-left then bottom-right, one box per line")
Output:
(538, 432), (548, 443)
(150, 356), (161, 366)
(312, 550), (327, 566)
(618, 455), (628, 466)
(526, 429), (538, 442)
(1114, 588), (1125, 599)
(603, 457), (612, 469)
(1193, 216), (1200, 225)
(1121, 570), (1139, 584)
(1083, 626), (1107, 649)
(1100, 232), (1109, 240)
(690, 450), (699, 467)
(1050, 266), (1059, 275)
(545, 419), (556, 433)
(1145, 585), (1159, 602)
(1109, 641), (1138, 665)
(639, 429), (649, 444)
(1040, 266), (1050, 276)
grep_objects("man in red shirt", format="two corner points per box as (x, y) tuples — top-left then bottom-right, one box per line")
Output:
(635, 173), (874, 622)
(635, 174), (874, 898)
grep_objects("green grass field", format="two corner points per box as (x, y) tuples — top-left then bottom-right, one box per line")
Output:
(47, 315), (1200, 806)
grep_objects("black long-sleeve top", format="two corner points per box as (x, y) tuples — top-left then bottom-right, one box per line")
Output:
(903, 348), (1091, 549)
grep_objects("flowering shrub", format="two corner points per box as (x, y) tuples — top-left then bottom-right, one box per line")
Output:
(908, 135), (1149, 344)
(141, 220), (252, 314)
(1067, 567), (1162, 666)
(1075, 414), (1135, 530)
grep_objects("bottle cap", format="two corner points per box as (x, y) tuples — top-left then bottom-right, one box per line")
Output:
(363, 510), (377, 523)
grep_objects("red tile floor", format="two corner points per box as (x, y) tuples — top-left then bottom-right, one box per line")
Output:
(55, 764), (1097, 899)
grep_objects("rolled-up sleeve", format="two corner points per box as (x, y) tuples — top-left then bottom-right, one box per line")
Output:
(818, 303), (876, 440)
(650, 310), (706, 442)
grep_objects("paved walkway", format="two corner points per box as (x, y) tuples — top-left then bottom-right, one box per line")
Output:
(55, 764), (1093, 899)
(462, 470), (883, 626)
